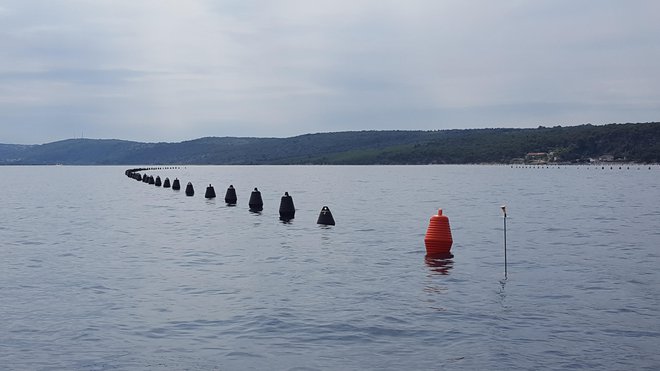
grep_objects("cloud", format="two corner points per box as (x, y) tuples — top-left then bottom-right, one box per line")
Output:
(0, 0), (659, 144)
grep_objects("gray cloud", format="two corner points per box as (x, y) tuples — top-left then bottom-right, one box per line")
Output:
(1, 0), (659, 144)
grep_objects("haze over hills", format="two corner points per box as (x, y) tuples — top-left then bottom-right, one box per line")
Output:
(1, 122), (658, 165)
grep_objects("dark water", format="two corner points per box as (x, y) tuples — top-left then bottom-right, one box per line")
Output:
(1, 165), (659, 370)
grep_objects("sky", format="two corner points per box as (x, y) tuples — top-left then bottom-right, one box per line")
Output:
(1, 0), (659, 144)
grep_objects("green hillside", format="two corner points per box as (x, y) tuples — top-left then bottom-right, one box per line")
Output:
(1, 122), (658, 165)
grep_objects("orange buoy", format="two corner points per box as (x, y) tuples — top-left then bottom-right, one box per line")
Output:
(424, 209), (453, 255)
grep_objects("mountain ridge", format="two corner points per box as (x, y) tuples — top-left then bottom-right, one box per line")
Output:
(1, 123), (659, 165)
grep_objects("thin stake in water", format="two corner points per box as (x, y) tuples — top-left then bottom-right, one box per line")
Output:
(501, 205), (508, 279)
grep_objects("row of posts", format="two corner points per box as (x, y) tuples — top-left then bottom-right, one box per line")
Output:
(124, 168), (335, 225)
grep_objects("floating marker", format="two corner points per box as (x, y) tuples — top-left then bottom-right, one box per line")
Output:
(163, 177), (171, 188)
(317, 206), (335, 226)
(185, 182), (194, 196)
(424, 209), (453, 256)
(279, 192), (295, 220)
(155, 176), (162, 187)
(205, 184), (216, 199)
(172, 178), (181, 190)
(248, 187), (263, 211)
(225, 185), (237, 205)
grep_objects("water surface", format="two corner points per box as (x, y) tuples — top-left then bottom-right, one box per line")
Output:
(1, 165), (659, 370)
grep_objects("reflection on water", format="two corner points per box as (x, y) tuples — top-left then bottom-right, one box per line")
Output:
(497, 278), (509, 309)
(424, 253), (454, 275)
(423, 254), (454, 311)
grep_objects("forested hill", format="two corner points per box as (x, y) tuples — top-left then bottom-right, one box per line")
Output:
(1, 122), (658, 165)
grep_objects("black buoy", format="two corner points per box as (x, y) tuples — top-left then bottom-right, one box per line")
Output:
(155, 176), (162, 187)
(279, 192), (295, 221)
(317, 206), (335, 226)
(225, 185), (237, 205)
(185, 182), (195, 196)
(148, 176), (155, 185)
(205, 184), (216, 199)
(172, 178), (181, 190)
(248, 187), (263, 211)
(163, 177), (171, 188)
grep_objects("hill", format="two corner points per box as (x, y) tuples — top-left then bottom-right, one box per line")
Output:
(1, 122), (658, 165)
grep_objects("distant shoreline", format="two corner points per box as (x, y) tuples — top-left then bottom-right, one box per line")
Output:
(1, 123), (659, 165)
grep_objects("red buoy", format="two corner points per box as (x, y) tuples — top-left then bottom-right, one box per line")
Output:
(424, 209), (453, 255)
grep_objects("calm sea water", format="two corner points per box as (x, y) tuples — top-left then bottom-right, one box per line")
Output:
(1, 165), (659, 370)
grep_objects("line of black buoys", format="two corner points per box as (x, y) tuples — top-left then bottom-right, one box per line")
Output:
(248, 187), (263, 211)
(317, 206), (335, 225)
(185, 182), (195, 196)
(205, 184), (216, 199)
(124, 169), (337, 225)
(125, 167), (180, 180)
(225, 185), (237, 205)
(279, 192), (295, 221)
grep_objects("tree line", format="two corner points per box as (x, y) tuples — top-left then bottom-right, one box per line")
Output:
(1, 122), (658, 165)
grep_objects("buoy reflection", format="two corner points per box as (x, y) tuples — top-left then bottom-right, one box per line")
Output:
(424, 253), (454, 275)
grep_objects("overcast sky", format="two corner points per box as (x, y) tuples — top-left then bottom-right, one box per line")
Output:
(1, 1), (659, 144)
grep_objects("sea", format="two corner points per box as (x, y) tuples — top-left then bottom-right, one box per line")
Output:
(1, 165), (659, 370)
